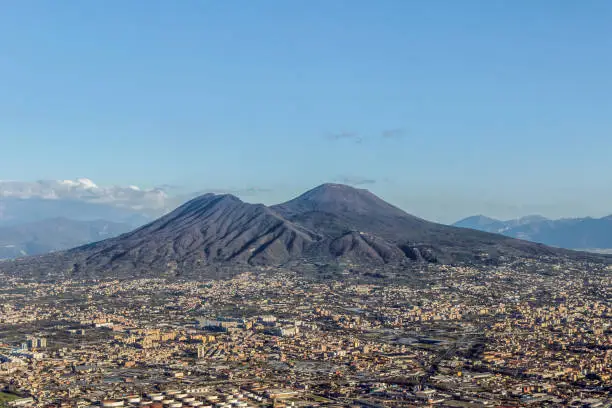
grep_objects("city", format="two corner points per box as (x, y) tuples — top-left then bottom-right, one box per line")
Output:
(3, 1), (612, 407)
(1, 259), (610, 407)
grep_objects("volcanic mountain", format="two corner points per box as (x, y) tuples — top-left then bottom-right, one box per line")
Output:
(1, 184), (606, 279)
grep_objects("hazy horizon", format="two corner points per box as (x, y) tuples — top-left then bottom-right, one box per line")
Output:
(2, 1), (612, 223)
(1, 177), (609, 225)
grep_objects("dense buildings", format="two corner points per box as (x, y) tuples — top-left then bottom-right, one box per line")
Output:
(0, 260), (610, 407)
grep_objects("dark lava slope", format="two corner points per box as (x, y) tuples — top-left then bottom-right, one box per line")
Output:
(272, 184), (576, 264)
(1, 184), (607, 279)
(69, 193), (317, 276)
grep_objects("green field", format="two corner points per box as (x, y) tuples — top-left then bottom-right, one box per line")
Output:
(0, 392), (19, 408)
(311, 395), (333, 403)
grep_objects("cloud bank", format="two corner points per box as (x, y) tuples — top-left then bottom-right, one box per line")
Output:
(0, 178), (169, 211)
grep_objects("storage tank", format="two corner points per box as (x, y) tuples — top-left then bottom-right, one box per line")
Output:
(102, 401), (125, 408)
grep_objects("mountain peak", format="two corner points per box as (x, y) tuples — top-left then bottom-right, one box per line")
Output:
(455, 215), (501, 225)
(313, 182), (367, 191)
(183, 192), (242, 205)
(170, 193), (244, 219)
(514, 214), (549, 224)
(453, 215), (506, 232)
(302, 182), (375, 201)
(273, 183), (407, 218)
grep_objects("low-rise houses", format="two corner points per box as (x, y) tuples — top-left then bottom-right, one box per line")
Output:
(0, 262), (610, 407)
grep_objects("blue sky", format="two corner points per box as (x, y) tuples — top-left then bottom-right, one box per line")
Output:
(1, 1), (611, 222)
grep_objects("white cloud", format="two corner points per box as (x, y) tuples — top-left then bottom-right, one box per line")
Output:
(0, 178), (170, 211)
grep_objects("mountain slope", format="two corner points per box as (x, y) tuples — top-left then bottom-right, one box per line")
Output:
(273, 184), (569, 264)
(62, 194), (318, 277)
(0, 218), (131, 259)
(273, 184), (411, 218)
(454, 214), (612, 250)
(272, 184), (428, 240)
(2, 184), (608, 280)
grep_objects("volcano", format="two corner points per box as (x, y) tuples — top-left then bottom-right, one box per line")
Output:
(1, 184), (605, 279)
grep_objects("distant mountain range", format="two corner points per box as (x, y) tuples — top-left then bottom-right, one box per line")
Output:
(453, 214), (612, 251)
(0, 218), (132, 259)
(2, 184), (605, 280)
(0, 186), (158, 259)
(0, 197), (155, 227)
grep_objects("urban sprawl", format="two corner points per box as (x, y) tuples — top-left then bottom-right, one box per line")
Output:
(0, 260), (610, 407)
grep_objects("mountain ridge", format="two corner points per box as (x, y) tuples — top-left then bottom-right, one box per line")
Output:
(454, 214), (612, 250)
(0, 218), (132, 260)
(2, 184), (609, 280)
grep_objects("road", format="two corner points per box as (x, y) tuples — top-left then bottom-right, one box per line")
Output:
(418, 325), (486, 389)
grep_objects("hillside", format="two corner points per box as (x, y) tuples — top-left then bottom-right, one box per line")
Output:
(2, 184), (608, 280)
